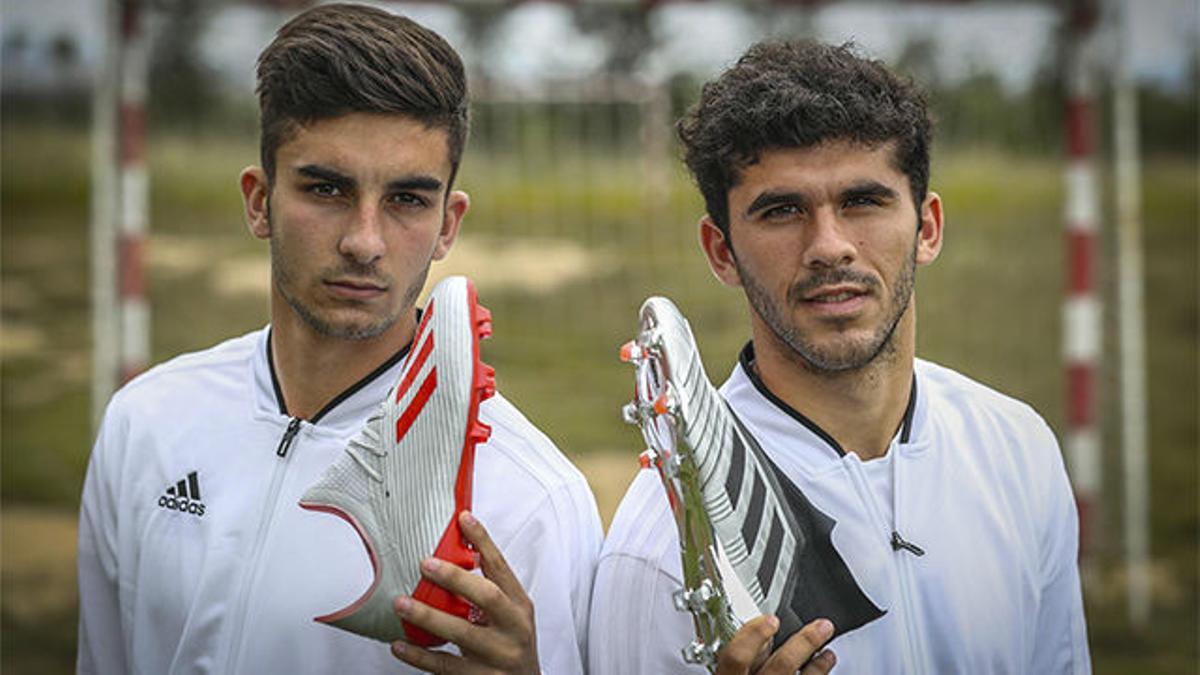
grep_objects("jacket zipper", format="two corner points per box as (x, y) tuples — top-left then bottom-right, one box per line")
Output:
(890, 531), (926, 556)
(845, 456), (922, 674)
(276, 417), (302, 457)
(224, 417), (302, 672)
(889, 451), (931, 672)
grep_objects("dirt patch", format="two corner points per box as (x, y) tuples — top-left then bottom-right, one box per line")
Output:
(573, 451), (641, 529)
(2, 507), (79, 624)
(429, 236), (609, 297)
(1, 322), (46, 360)
(148, 234), (232, 278)
(212, 256), (271, 297)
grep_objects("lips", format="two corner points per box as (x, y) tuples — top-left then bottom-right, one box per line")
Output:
(328, 279), (385, 292)
(325, 278), (388, 300)
(804, 285), (868, 303)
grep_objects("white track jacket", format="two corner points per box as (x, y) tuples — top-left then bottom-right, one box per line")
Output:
(78, 327), (603, 674)
(590, 347), (1091, 674)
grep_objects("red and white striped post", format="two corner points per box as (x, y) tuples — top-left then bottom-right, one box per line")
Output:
(92, 0), (150, 427)
(117, 0), (150, 385)
(1063, 0), (1101, 567)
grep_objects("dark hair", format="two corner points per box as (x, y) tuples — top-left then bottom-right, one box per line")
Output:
(255, 3), (469, 186)
(678, 40), (932, 237)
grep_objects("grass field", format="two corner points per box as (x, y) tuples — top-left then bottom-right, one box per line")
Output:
(2, 122), (1196, 673)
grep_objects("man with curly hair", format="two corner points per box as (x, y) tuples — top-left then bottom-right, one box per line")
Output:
(590, 39), (1091, 674)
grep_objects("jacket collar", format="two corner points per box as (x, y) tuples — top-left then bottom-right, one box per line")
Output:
(725, 342), (921, 466)
(250, 326), (411, 434)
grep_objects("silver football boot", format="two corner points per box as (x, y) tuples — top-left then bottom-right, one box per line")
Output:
(621, 296), (800, 667)
(621, 296), (883, 669)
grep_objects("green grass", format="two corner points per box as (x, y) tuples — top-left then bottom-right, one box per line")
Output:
(2, 122), (1196, 673)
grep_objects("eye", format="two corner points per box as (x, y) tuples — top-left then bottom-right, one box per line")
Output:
(761, 203), (801, 220)
(307, 182), (343, 198)
(844, 195), (883, 209)
(388, 192), (429, 209)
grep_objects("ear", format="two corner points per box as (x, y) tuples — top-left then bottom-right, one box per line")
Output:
(432, 190), (469, 261)
(240, 166), (271, 240)
(916, 191), (944, 265)
(699, 215), (742, 288)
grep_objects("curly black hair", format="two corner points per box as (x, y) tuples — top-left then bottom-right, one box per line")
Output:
(678, 40), (932, 237)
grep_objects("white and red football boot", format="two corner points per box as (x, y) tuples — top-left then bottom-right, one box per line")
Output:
(300, 275), (496, 646)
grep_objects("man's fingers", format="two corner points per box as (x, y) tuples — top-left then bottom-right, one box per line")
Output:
(394, 594), (476, 648)
(459, 510), (532, 609)
(759, 618), (835, 675)
(801, 649), (837, 675)
(394, 592), (524, 667)
(417, 556), (526, 631)
(391, 514), (539, 673)
(715, 615), (778, 673)
(391, 639), (479, 674)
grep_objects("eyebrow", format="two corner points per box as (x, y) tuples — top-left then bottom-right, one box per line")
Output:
(842, 181), (899, 203)
(294, 164), (443, 195)
(386, 175), (443, 194)
(296, 164), (354, 189)
(745, 190), (809, 217)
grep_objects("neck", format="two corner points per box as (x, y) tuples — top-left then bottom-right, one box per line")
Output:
(749, 310), (916, 461)
(269, 294), (417, 421)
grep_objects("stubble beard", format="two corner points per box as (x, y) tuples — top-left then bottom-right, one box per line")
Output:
(738, 239), (918, 375)
(268, 211), (428, 342)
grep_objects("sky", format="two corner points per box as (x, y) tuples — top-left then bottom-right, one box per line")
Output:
(2, 0), (1196, 93)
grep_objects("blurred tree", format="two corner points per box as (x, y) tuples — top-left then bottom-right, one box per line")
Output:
(49, 33), (79, 71)
(1139, 57), (1198, 157)
(895, 35), (941, 92)
(148, 0), (221, 131)
(572, 5), (653, 75)
(49, 32), (81, 90)
(3, 29), (30, 71)
(936, 69), (1012, 146)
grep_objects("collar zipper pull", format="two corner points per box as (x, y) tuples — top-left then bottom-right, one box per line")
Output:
(891, 530), (925, 557)
(276, 418), (302, 457)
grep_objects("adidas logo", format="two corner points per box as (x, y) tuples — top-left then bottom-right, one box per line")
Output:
(156, 471), (207, 517)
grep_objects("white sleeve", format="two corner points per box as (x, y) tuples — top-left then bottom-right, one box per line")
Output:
(1028, 421), (1092, 674)
(588, 468), (709, 675)
(76, 409), (128, 675)
(500, 479), (603, 675)
(588, 551), (709, 675)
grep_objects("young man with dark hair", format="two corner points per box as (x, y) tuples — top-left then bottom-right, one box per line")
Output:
(77, 5), (602, 673)
(591, 40), (1090, 674)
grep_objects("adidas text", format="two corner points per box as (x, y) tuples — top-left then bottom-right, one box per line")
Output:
(158, 495), (206, 517)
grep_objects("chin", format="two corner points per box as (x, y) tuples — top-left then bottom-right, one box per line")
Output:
(332, 321), (396, 341)
(309, 310), (400, 341)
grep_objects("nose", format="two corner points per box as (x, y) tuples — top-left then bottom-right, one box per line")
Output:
(338, 204), (386, 265)
(802, 206), (856, 269)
